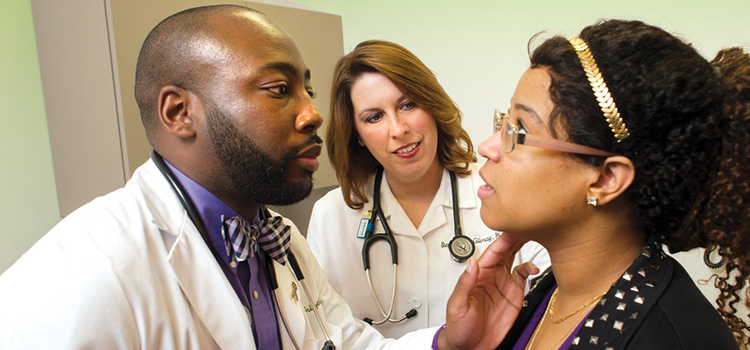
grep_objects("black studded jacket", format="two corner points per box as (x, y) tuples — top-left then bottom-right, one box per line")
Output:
(496, 238), (739, 350)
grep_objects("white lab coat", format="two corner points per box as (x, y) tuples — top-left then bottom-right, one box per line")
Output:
(307, 164), (550, 338)
(0, 160), (436, 350)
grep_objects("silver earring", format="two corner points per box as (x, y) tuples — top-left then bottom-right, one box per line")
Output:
(587, 196), (598, 206)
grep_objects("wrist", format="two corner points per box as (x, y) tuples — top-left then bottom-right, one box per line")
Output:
(432, 324), (447, 350)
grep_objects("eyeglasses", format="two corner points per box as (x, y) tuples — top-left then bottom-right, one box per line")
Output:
(493, 109), (615, 157)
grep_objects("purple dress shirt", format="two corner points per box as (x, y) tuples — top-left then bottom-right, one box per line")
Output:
(165, 161), (281, 350)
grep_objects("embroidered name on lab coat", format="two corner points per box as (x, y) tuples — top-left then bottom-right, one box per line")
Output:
(441, 232), (500, 248)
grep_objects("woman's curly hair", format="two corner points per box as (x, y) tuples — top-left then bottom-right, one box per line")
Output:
(530, 19), (750, 346)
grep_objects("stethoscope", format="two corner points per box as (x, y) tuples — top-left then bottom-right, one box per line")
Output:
(361, 167), (475, 325)
(151, 151), (335, 350)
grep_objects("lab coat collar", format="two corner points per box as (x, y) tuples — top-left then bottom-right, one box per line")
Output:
(376, 173), (422, 237)
(422, 167), (477, 235)
(375, 167), (478, 237)
(132, 160), (257, 350)
(438, 167), (479, 210)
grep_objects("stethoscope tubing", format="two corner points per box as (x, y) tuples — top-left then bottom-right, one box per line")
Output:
(449, 171), (462, 238)
(361, 168), (398, 269)
(361, 167), (473, 325)
(152, 151), (225, 266)
(361, 168), (407, 325)
(266, 251), (335, 350)
(365, 265), (402, 324)
(288, 253), (335, 348)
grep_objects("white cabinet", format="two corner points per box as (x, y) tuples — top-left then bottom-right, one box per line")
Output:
(32, 0), (342, 217)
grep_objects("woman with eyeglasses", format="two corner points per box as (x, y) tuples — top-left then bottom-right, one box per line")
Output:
(478, 20), (750, 349)
(306, 40), (550, 339)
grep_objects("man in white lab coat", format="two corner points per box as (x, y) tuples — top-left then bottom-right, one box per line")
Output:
(0, 5), (536, 350)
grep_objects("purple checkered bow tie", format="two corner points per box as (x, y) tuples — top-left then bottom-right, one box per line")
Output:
(220, 213), (292, 265)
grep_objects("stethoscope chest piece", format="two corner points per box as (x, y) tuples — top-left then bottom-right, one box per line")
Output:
(321, 340), (336, 350)
(361, 167), (473, 325)
(448, 235), (475, 262)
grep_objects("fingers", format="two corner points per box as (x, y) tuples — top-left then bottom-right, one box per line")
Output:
(476, 235), (513, 269)
(444, 257), (479, 350)
(448, 257), (479, 314)
(504, 235), (528, 265)
(512, 262), (540, 287)
(477, 234), (528, 269)
(498, 233), (526, 246)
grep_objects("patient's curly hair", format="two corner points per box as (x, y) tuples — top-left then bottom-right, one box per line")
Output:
(530, 20), (750, 346)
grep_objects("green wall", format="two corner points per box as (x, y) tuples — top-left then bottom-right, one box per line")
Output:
(1, 0), (748, 276)
(0, 0), (60, 272)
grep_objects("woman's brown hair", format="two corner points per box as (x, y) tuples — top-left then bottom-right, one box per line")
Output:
(327, 40), (476, 209)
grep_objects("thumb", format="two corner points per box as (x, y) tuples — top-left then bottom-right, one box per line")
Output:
(448, 257), (479, 314)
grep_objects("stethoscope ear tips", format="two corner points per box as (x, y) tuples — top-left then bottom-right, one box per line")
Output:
(405, 309), (418, 319)
(363, 317), (374, 325)
(321, 340), (336, 350)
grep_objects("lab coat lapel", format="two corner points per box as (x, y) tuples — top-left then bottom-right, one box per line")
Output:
(379, 169), (478, 237)
(437, 168), (478, 210)
(379, 173), (422, 237)
(424, 169), (478, 235)
(418, 170), (453, 234)
(138, 161), (256, 350)
(166, 222), (256, 350)
(455, 168), (478, 209)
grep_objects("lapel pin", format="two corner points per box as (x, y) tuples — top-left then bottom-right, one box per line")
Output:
(291, 281), (299, 302)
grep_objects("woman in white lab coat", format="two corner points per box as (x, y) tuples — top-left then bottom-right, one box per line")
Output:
(306, 40), (550, 339)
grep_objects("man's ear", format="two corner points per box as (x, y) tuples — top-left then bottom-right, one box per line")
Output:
(157, 85), (200, 139)
(587, 156), (635, 206)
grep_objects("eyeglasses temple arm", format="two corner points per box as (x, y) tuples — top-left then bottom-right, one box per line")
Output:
(521, 134), (616, 157)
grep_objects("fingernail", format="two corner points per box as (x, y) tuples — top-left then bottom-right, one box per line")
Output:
(465, 258), (475, 273)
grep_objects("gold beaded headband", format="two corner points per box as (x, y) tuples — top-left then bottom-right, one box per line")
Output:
(568, 37), (630, 142)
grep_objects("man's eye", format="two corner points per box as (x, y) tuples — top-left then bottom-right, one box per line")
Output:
(269, 84), (289, 95)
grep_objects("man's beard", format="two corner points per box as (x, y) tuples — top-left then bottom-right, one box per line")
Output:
(206, 105), (322, 206)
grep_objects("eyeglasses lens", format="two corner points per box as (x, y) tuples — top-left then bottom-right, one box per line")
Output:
(493, 112), (502, 134)
(494, 112), (514, 153)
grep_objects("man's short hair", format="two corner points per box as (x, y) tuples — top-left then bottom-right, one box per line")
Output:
(133, 5), (261, 145)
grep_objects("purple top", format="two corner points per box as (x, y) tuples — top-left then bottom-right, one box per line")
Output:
(165, 161), (281, 350)
(511, 285), (589, 350)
